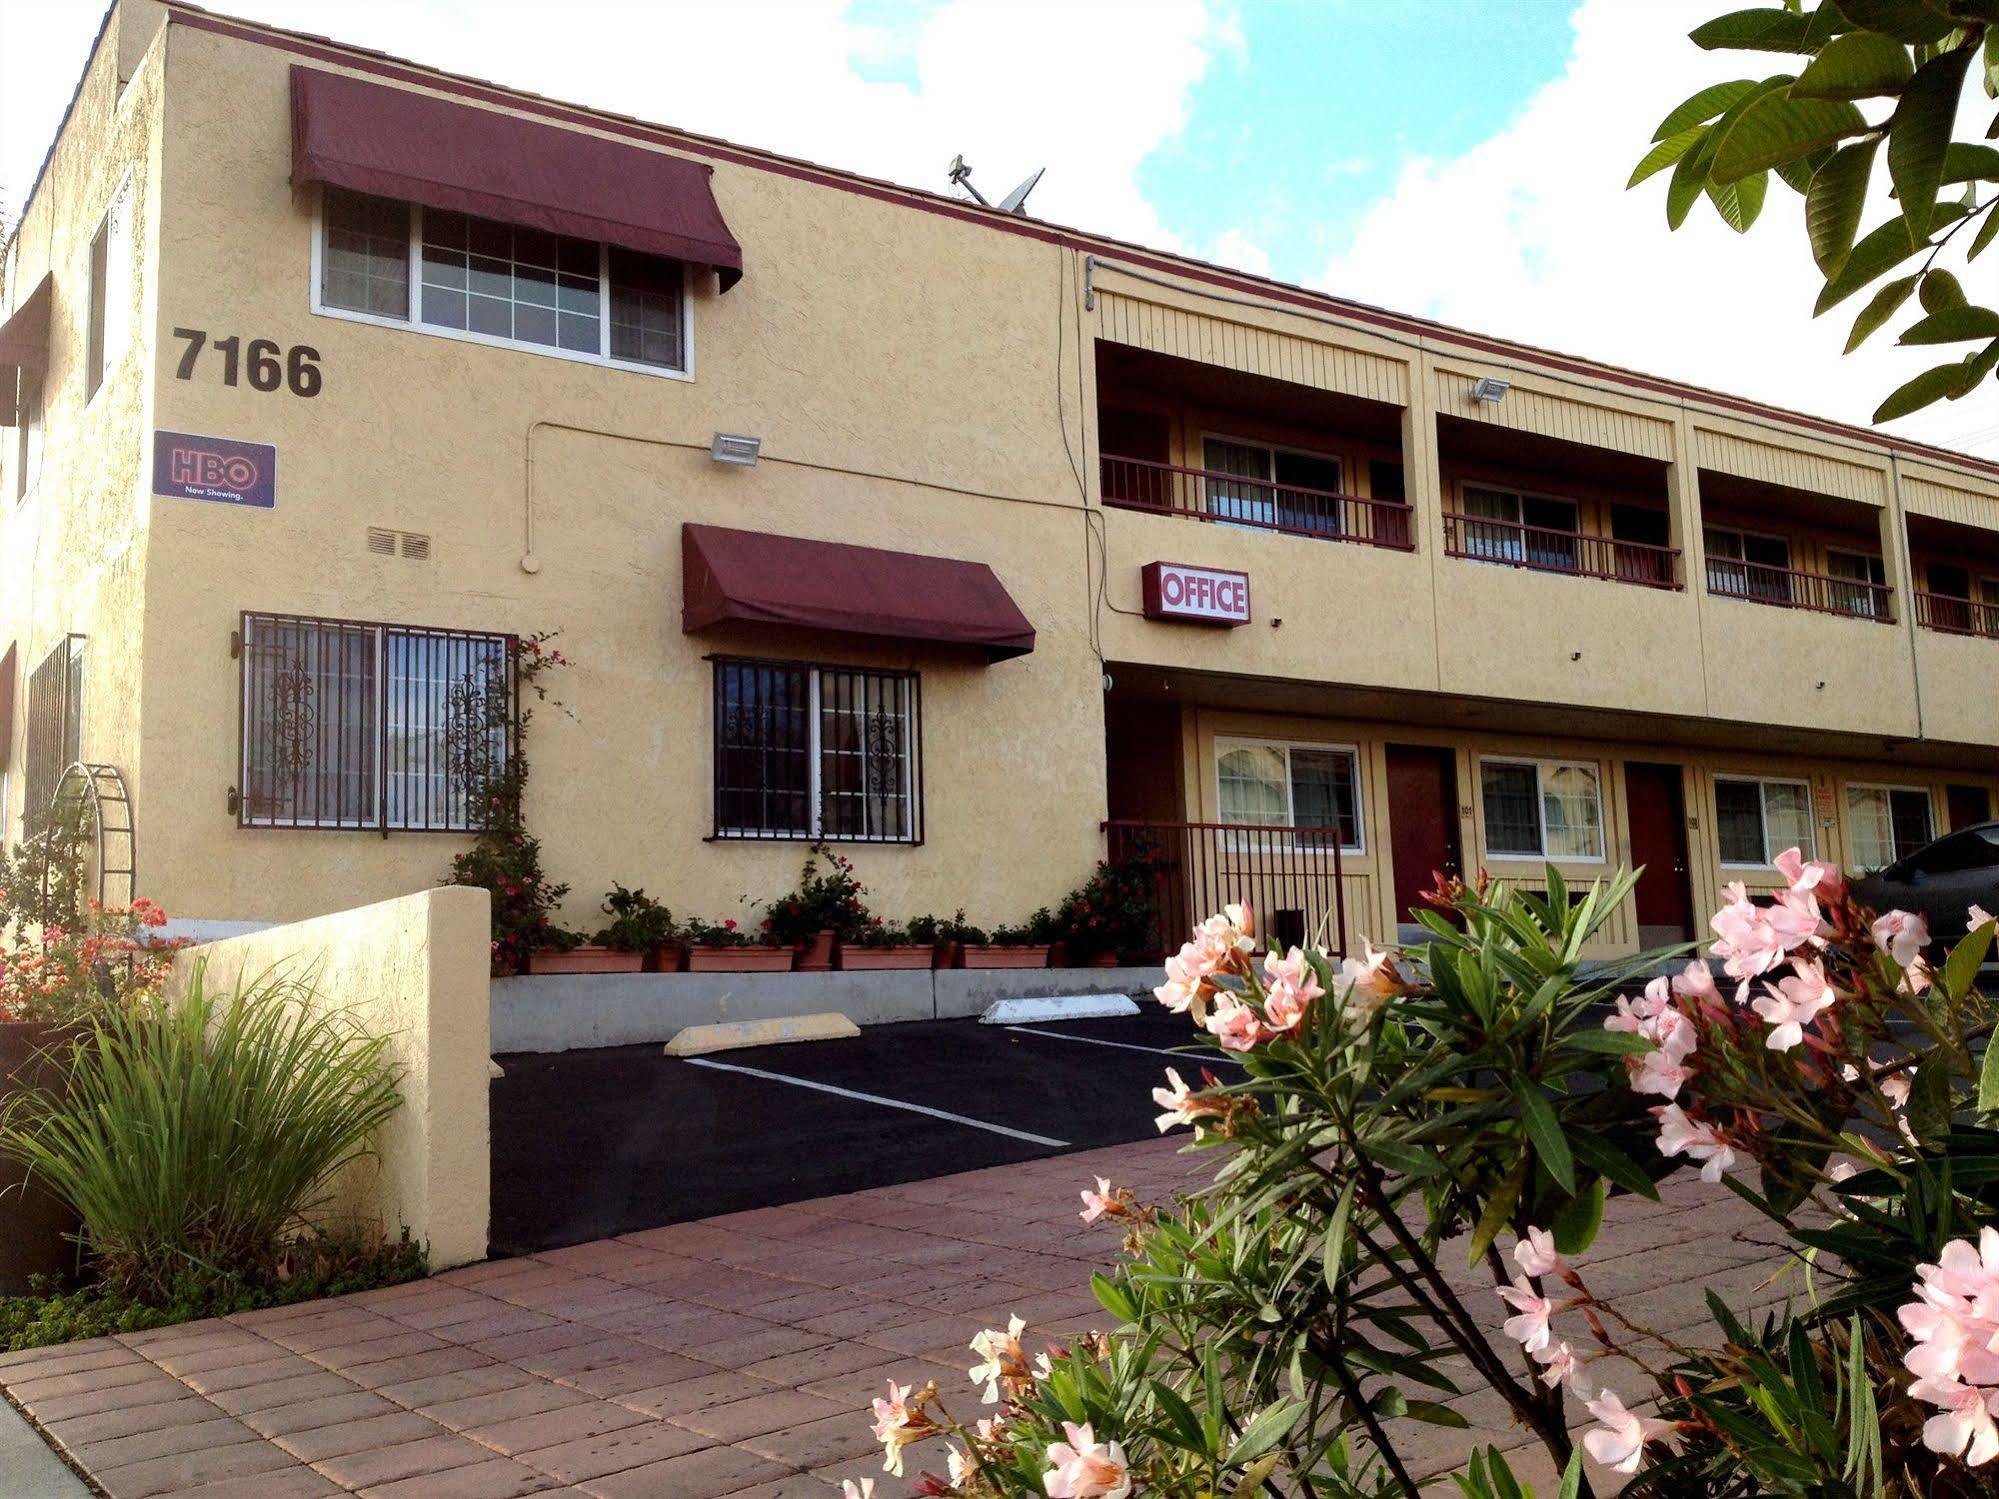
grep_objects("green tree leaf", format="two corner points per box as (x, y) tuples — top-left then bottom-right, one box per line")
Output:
(1900, 303), (1999, 342)
(1805, 137), (1880, 272)
(1816, 215), (1923, 313)
(1652, 78), (1770, 140)
(1891, 45), (1976, 237)
(1714, 95), (1869, 181)
(1836, 0), (1956, 45)
(1690, 8), (1815, 52)
(1943, 141), (1999, 182)
(1874, 358), (1971, 419)
(1791, 29), (1915, 98)
(1630, 126), (1710, 188)
(1944, 918), (1996, 1001)
(1921, 267), (1968, 310)
(1708, 168), (1770, 229)
(1552, 1178), (1607, 1255)
(1979, 1028), (1999, 1116)
(1511, 1079), (1576, 1195)
(1845, 273), (1919, 350)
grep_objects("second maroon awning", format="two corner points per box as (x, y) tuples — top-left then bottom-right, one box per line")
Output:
(290, 66), (744, 289)
(682, 524), (1036, 662)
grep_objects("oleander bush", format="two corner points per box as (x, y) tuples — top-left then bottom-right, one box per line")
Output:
(859, 857), (1999, 1497)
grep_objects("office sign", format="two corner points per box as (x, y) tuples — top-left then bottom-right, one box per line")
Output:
(153, 430), (276, 509)
(1142, 562), (1251, 626)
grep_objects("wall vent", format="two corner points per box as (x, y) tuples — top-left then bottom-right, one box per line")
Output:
(365, 527), (396, 556)
(365, 527), (433, 562)
(400, 533), (431, 561)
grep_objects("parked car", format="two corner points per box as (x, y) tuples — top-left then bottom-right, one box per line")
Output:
(1851, 822), (1999, 942)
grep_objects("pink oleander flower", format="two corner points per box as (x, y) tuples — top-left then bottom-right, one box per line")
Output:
(1710, 881), (1819, 989)
(1581, 1389), (1673, 1475)
(1151, 1067), (1208, 1134)
(1513, 1225), (1568, 1280)
(1911, 1378), (1999, 1467)
(1749, 959), (1838, 1051)
(1042, 1422), (1131, 1499)
(1653, 1104), (1736, 1183)
(1336, 942), (1411, 1021)
(1873, 908), (1930, 968)
(1534, 1340), (1588, 1395)
(1627, 1046), (1694, 1100)
(967, 1315), (1028, 1403)
(947, 1446), (975, 1487)
(1775, 846), (1846, 904)
(1079, 1176), (1116, 1223)
(1497, 1277), (1555, 1354)
(1900, 954), (1935, 997)
(841, 1481), (876, 1499)
(1204, 995), (1267, 1052)
(870, 1382), (933, 1475)
(1973, 904), (1996, 931)
(1260, 945), (1325, 1033)
(1671, 958), (1720, 1004)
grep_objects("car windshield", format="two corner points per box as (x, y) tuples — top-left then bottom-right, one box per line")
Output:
(1900, 827), (1999, 877)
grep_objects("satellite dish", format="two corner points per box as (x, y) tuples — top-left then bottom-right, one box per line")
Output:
(997, 166), (1045, 215)
(945, 156), (1045, 216)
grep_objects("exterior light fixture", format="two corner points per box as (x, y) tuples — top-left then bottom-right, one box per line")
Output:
(1469, 376), (1510, 404)
(710, 432), (761, 466)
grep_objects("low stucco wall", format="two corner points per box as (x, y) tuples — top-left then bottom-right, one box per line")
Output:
(167, 885), (491, 1269)
(491, 965), (1161, 1052)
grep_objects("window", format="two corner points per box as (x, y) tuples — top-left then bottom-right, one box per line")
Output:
(1214, 738), (1363, 851)
(317, 188), (688, 374)
(14, 375), (41, 502)
(1846, 784), (1933, 871)
(238, 612), (512, 831)
(1714, 776), (1815, 866)
(712, 659), (921, 843)
(1202, 437), (1344, 534)
(1479, 758), (1603, 860)
(1457, 485), (1580, 570)
(86, 225), (108, 400)
(1706, 526), (1793, 603)
(23, 636), (83, 838)
(1826, 549), (1888, 619)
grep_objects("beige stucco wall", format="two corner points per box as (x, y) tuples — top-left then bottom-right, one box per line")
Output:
(166, 884), (492, 1269)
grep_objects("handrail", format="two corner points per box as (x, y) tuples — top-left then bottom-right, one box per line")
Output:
(1100, 454), (1415, 551)
(1705, 557), (1894, 622)
(1102, 818), (1349, 961)
(1441, 510), (1681, 590)
(1915, 589), (1999, 639)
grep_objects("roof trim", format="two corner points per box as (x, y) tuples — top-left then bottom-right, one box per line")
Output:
(143, 2), (1999, 485)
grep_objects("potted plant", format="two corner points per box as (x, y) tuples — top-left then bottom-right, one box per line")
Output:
(908, 910), (975, 970)
(764, 844), (876, 971)
(839, 919), (934, 970)
(593, 884), (681, 972)
(958, 910), (1054, 969)
(1055, 848), (1167, 966)
(525, 926), (645, 975)
(683, 917), (796, 973)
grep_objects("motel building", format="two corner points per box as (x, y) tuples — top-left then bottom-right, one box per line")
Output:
(6, 1), (1999, 974)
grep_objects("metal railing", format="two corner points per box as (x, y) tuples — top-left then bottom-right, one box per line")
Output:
(1100, 454), (1415, 551)
(1441, 512), (1681, 589)
(1705, 559), (1894, 622)
(1104, 819), (1349, 962)
(1915, 590), (1999, 639)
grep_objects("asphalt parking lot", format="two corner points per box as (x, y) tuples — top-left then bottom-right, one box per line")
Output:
(489, 1007), (1230, 1255)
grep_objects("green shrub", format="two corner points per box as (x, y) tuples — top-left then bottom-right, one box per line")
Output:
(0, 963), (403, 1302)
(592, 884), (676, 952)
(763, 844), (874, 944)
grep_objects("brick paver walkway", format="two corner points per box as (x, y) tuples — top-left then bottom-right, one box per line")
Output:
(0, 1137), (1777, 1497)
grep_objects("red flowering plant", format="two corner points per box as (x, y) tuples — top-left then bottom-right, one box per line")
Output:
(1055, 845), (1170, 961)
(762, 843), (876, 947)
(0, 898), (186, 1026)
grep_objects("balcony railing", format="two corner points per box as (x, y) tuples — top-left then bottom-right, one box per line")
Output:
(1104, 819), (1349, 962)
(1441, 512), (1682, 589)
(1100, 455), (1415, 551)
(1705, 559), (1894, 622)
(1915, 590), (1999, 639)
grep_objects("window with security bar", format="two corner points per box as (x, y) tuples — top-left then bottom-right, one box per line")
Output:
(238, 613), (514, 832)
(711, 659), (922, 843)
(23, 636), (83, 837)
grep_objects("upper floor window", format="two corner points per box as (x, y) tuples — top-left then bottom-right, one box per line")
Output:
(1458, 485), (1580, 569)
(1479, 756), (1603, 861)
(1202, 437), (1346, 535)
(238, 612), (513, 832)
(1215, 737), (1363, 851)
(14, 376), (42, 502)
(1706, 526), (1793, 603)
(1825, 548), (1889, 620)
(1846, 784), (1933, 871)
(711, 659), (921, 844)
(84, 169), (134, 403)
(316, 187), (688, 376)
(1715, 774), (1814, 867)
(23, 636), (83, 838)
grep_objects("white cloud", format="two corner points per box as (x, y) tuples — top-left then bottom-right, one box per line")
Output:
(1209, 226), (1272, 276)
(1317, 0), (1999, 456)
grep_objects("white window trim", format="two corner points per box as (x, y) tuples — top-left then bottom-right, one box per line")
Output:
(1477, 754), (1607, 864)
(15, 374), (42, 504)
(1714, 774), (1817, 870)
(308, 189), (696, 383)
(714, 668), (917, 844)
(1213, 735), (1366, 855)
(1843, 781), (1934, 868)
(1199, 431), (1346, 486)
(83, 167), (134, 412)
(1704, 524), (1792, 566)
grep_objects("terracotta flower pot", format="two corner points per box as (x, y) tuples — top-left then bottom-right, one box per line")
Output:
(840, 945), (934, 970)
(687, 946), (797, 973)
(0, 1021), (83, 1296)
(959, 945), (1052, 969)
(931, 941), (959, 970)
(526, 946), (647, 975)
(644, 944), (687, 974)
(795, 930), (837, 973)
(1085, 950), (1121, 968)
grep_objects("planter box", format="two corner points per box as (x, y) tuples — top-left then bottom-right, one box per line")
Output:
(841, 945), (935, 970)
(644, 944), (686, 974)
(0, 1022), (82, 1295)
(687, 946), (797, 973)
(959, 945), (1052, 969)
(527, 946), (646, 975)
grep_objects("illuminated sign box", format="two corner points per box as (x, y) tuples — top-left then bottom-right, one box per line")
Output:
(1141, 562), (1251, 627)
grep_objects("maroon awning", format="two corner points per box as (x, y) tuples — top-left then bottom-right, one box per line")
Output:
(290, 67), (743, 289)
(0, 274), (53, 428)
(682, 524), (1035, 662)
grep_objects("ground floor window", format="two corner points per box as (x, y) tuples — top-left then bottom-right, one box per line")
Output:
(711, 658), (921, 843)
(1714, 775), (1814, 866)
(1845, 784), (1933, 871)
(1214, 738), (1363, 850)
(22, 636), (83, 837)
(1478, 756), (1603, 860)
(238, 612), (512, 831)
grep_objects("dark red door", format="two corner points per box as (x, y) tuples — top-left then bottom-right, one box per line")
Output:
(1385, 745), (1459, 927)
(1625, 762), (1694, 940)
(1949, 784), (1993, 831)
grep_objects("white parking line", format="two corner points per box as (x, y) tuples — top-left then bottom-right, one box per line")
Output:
(1002, 1025), (1245, 1065)
(682, 1057), (1072, 1147)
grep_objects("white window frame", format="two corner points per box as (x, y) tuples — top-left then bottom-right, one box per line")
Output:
(1476, 754), (1606, 864)
(1213, 735), (1365, 855)
(1844, 781), (1934, 870)
(1714, 774), (1817, 869)
(309, 189), (696, 383)
(1824, 546), (1888, 618)
(1199, 431), (1345, 528)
